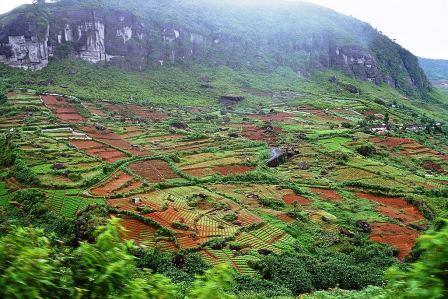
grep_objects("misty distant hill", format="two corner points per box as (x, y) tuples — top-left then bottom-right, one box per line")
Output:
(419, 58), (448, 90)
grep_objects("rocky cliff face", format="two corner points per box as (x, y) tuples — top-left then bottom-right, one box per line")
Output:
(0, 14), (49, 70)
(0, 8), (148, 70)
(0, 1), (431, 95)
(50, 9), (148, 70)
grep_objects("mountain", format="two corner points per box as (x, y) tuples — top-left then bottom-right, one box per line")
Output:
(0, 0), (431, 96)
(1, 1), (448, 298)
(419, 58), (448, 90)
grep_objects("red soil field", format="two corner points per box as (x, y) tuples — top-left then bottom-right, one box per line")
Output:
(282, 193), (311, 205)
(70, 140), (127, 163)
(108, 197), (140, 213)
(91, 170), (134, 196)
(177, 234), (203, 250)
(242, 124), (281, 145)
(145, 206), (184, 228)
(129, 159), (179, 183)
(370, 223), (419, 260)
(421, 160), (445, 174)
(41, 95), (85, 124)
(103, 102), (168, 122)
(309, 187), (342, 202)
(356, 192), (424, 223)
(371, 137), (413, 148)
(83, 103), (107, 116)
(120, 217), (157, 243)
(306, 109), (347, 122)
(236, 210), (263, 226)
(81, 126), (148, 156)
(277, 213), (296, 224)
(119, 180), (143, 194)
(183, 167), (210, 177)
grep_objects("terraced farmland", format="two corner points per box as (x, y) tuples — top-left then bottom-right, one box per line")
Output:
(0, 89), (446, 279)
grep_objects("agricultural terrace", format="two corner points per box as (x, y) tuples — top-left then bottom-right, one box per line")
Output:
(0, 87), (447, 274)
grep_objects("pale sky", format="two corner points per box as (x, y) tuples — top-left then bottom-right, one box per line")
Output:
(1, 0), (447, 59)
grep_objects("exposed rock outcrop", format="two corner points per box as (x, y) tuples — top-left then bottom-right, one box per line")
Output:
(0, 15), (49, 70)
(0, 1), (432, 94)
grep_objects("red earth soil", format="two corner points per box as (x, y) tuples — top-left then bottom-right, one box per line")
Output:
(145, 206), (184, 228)
(108, 197), (140, 213)
(370, 223), (419, 260)
(236, 210), (263, 226)
(309, 187), (342, 202)
(242, 124), (281, 145)
(70, 140), (127, 163)
(277, 213), (296, 224)
(119, 217), (157, 243)
(41, 95), (85, 123)
(103, 102), (168, 122)
(91, 171), (133, 196)
(83, 103), (107, 116)
(119, 180), (143, 194)
(129, 159), (179, 183)
(370, 137), (413, 148)
(183, 167), (210, 177)
(421, 160), (445, 174)
(356, 192), (424, 223)
(306, 109), (348, 122)
(282, 193), (311, 206)
(177, 234), (203, 250)
(81, 126), (148, 156)
(356, 192), (425, 259)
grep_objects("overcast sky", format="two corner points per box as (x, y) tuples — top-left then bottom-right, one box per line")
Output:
(1, 0), (447, 59)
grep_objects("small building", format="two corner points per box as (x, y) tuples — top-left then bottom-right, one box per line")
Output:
(371, 123), (388, 134)
(131, 197), (141, 205)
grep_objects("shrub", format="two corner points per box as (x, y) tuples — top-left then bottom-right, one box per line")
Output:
(0, 134), (17, 167)
(356, 144), (377, 157)
(11, 189), (47, 217)
(223, 213), (237, 222)
(13, 159), (39, 185)
(383, 220), (448, 298)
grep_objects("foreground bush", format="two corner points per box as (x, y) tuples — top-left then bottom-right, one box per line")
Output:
(0, 218), (235, 299)
(382, 220), (448, 299)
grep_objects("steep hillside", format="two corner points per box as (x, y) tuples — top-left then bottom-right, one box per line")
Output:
(0, 0), (431, 96)
(1, 1), (448, 298)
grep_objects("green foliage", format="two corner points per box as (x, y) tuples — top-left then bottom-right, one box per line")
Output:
(0, 218), (183, 299)
(188, 263), (236, 299)
(0, 227), (72, 298)
(13, 159), (39, 185)
(72, 217), (169, 297)
(0, 134), (17, 167)
(11, 189), (47, 217)
(137, 249), (209, 284)
(356, 144), (377, 157)
(382, 220), (448, 299)
(0, 79), (7, 104)
(75, 204), (109, 243)
(252, 244), (395, 295)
